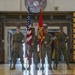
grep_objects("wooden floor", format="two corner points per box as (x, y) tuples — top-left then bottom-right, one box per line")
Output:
(0, 63), (75, 75)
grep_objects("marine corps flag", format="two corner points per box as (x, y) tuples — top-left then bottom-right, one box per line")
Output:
(38, 8), (44, 58)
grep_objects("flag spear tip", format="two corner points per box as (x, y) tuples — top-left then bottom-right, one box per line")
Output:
(40, 5), (43, 11)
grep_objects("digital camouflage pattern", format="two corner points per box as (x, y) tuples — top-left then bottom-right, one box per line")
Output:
(42, 33), (52, 69)
(55, 32), (69, 66)
(29, 35), (38, 65)
(12, 32), (24, 65)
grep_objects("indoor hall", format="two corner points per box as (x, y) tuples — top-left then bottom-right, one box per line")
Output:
(0, 0), (75, 75)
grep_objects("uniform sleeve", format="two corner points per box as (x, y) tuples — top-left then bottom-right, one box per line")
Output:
(21, 32), (25, 43)
(20, 32), (24, 38)
(35, 36), (38, 45)
(64, 33), (67, 37)
(64, 33), (69, 40)
(49, 34), (53, 41)
(56, 33), (58, 38)
(12, 33), (15, 41)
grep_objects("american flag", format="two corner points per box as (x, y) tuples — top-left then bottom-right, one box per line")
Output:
(26, 6), (32, 58)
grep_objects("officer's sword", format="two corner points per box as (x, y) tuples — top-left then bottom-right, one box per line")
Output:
(10, 49), (12, 70)
(10, 48), (13, 70)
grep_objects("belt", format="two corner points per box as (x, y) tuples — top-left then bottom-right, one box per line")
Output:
(14, 41), (22, 43)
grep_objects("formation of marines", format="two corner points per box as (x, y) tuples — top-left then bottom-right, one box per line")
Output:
(10, 25), (71, 70)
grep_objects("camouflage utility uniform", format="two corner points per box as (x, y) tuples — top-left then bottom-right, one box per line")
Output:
(12, 32), (24, 69)
(29, 29), (38, 69)
(54, 32), (70, 69)
(42, 33), (52, 69)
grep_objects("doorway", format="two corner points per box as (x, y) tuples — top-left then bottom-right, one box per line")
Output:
(4, 26), (26, 63)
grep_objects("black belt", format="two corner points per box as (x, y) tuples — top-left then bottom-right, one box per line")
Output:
(14, 41), (22, 43)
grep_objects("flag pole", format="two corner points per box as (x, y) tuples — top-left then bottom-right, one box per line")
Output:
(26, 6), (32, 75)
(38, 5), (45, 72)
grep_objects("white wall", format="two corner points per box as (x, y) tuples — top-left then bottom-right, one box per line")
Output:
(0, 0), (75, 11)
(0, 0), (20, 11)
(20, 0), (27, 11)
(54, 0), (75, 11)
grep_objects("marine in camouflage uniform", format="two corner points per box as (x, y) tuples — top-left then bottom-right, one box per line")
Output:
(42, 26), (53, 70)
(11, 25), (25, 70)
(29, 28), (38, 69)
(54, 26), (71, 70)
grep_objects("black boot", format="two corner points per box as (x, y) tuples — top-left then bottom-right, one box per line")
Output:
(54, 63), (58, 70)
(11, 64), (16, 70)
(67, 64), (71, 70)
(49, 64), (52, 70)
(41, 64), (44, 70)
(22, 64), (25, 70)
(35, 65), (38, 70)
(27, 64), (31, 70)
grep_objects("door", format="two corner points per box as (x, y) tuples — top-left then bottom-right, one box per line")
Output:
(5, 26), (26, 63)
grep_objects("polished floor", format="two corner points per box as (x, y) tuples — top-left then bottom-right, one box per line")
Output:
(0, 63), (75, 75)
